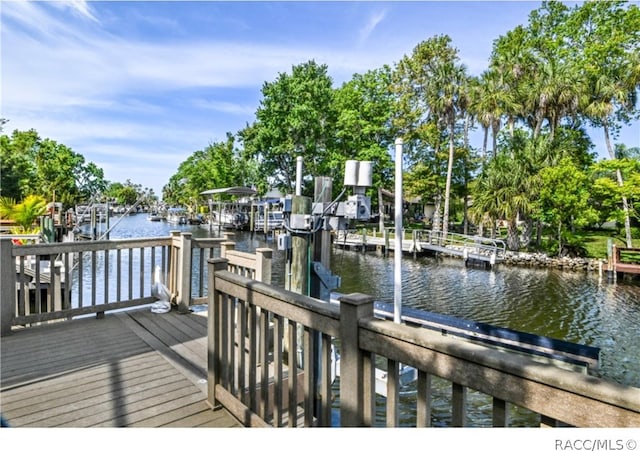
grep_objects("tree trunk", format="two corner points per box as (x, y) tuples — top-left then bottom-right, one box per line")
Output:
(603, 122), (633, 248)
(520, 216), (533, 248)
(442, 121), (455, 240)
(463, 113), (470, 235)
(482, 126), (488, 160)
(507, 220), (519, 251)
(557, 222), (563, 257)
(432, 194), (442, 243)
(378, 187), (385, 234)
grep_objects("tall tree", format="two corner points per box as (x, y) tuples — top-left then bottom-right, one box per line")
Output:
(569, 0), (640, 247)
(240, 60), (336, 195)
(334, 66), (397, 228)
(392, 35), (468, 238)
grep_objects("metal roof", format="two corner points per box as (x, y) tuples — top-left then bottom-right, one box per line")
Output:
(200, 186), (257, 196)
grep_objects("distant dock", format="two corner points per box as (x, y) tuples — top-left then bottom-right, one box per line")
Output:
(333, 229), (506, 267)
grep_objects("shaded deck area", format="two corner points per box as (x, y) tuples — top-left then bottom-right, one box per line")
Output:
(1, 307), (241, 428)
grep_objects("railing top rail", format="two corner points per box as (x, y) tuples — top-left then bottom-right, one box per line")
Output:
(11, 236), (173, 256)
(191, 237), (228, 249)
(359, 316), (640, 422)
(212, 264), (340, 337)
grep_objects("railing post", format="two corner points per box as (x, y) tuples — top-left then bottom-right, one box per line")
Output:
(1, 238), (15, 336)
(220, 241), (235, 259)
(177, 232), (192, 313)
(254, 248), (272, 284)
(50, 262), (62, 313)
(339, 292), (374, 427)
(207, 257), (229, 410)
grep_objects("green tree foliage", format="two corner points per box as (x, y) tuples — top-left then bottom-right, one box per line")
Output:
(240, 60), (336, 196)
(333, 66), (397, 197)
(0, 129), (107, 208)
(536, 158), (598, 256)
(0, 194), (47, 233)
(391, 35), (472, 236)
(163, 133), (249, 209)
(591, 151), (640, 224)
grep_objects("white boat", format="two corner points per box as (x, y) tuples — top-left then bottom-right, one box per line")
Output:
(166, 208), (188, 225)
(205, 209), (247, 230)
(200, 186), (256, 231)
(147, 212), (162, 222)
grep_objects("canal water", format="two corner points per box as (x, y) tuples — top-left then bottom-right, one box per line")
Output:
(97, 214), (639, 425)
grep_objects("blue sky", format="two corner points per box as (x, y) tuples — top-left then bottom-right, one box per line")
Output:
(2, 1), (638, 198)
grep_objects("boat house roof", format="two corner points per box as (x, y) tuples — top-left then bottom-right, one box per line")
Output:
(200, 186), (257, 197)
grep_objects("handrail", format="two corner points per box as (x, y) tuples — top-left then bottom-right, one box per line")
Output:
(1, 233), (273, 334)
(206, 259), (640, 427)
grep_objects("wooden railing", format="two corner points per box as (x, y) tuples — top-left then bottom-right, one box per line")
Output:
(206, 257), (640, 427)
(0, 232), (272, 335)
(610, 244), (640, 276)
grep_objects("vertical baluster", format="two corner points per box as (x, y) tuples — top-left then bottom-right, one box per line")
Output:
(18, 256), (26, 316)
(248, 304), (258, 413)
(128, 248), (133, 300)
(91, 250), (97, 307)
(221, 293), (230, 392)
(273, 314), (284, 427)
(162, 246), (167, 279)
(49, 254), (61, 313)
(540, 415), (559, 427)
(259, 308), (270, 421)
(227, 296), (236, 395)
(150, 246), (156, 300)
(452, 382), (467, 427)
(198, 248), (205, 297)
(386, 359), (400, 427)
(288, 319), (298, 427)
(78, 251), (84, 308)
(104, 249), (109, 305)
(416, 371), (432, 427)
(139, 247), (145, 298)
(34, 255), (42, 314)
(116, 249), (122, 303)
(492, 398), (509, 427)
(319, 333), (332, 427)
(362, 349), (375, 426)
(303, 326), (315, 427)
(63, 252), (71, 310)
(238, 299), (247, 403)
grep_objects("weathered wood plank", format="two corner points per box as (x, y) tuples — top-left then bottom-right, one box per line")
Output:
(1, 309), (241, 428)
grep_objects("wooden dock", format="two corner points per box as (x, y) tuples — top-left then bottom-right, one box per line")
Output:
(1, 307), (241, 428)
(334, 229), (507, 266)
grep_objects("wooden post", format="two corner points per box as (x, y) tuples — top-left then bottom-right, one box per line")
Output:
(339, 292), (374, 427)
(50, 261), (62, 313)
(177, 232), (192, 313)
(313, 176), (332, 272)
(220, 241), (235, 259)
(1, 238), (15, 336)
(287, 195), (312, 296)
(255, 248), (272, 284)
(207, 257), (229, 409)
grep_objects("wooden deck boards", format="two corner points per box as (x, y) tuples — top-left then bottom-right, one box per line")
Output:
(0, 307), (241, 428)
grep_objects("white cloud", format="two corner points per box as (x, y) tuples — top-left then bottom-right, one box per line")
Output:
(358, 9), (388, 45)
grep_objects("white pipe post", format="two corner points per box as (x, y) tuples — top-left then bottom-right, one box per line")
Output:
(295, 156), (303, 196)
(394, 138), (403, 324)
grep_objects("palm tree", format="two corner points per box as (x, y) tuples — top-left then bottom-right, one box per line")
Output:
(470, 69), (517, 159)
(428, 61), (468, 240)
(583, 70), (639, 248)
(0, 194), (47, 234)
